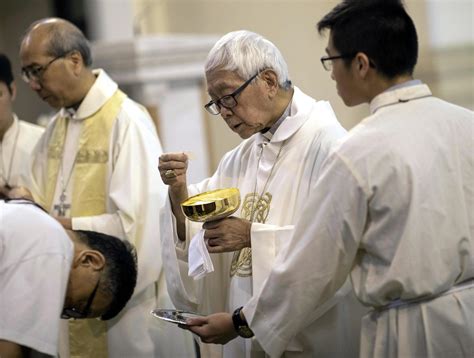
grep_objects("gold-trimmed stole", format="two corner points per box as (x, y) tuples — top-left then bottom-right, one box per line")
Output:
(45, 90), (126, 358)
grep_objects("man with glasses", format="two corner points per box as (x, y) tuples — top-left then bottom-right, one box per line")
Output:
(158, 30), (366, 357)
(184, 1), (474, 357)
(0, 199), (137, 357)
(18, 17), (194, 358)
(0, 54), (43, 196)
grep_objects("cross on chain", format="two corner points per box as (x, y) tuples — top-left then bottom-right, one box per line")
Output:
(54, 192), (71, 217)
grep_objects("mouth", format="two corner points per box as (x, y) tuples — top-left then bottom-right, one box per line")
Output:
(232, 123), (242, 131)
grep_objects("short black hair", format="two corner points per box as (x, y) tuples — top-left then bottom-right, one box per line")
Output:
(75, 230), (138, 320)
(0, 53), (14, 94)
(317, 0), (418, 78)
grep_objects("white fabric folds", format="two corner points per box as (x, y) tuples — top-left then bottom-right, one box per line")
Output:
(188, 229), (214, 279)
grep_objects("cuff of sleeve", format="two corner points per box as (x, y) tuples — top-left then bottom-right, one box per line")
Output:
(71, 216), (92, 231)
(242, 300), (287, 358)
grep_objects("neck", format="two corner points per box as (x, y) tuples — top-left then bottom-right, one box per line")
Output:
(367, 74), (414, 103)
(267, 87), (294, 128)
(69, 70), (97, 110)
(0, 114), (14, 142)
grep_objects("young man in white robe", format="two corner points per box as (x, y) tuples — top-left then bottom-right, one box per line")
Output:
(0, 54), (43, 194)
(18, 18), (194, 358)
(159, 30), (367, 357)
(0, 199), (137, 358)
(184, 2), (474, 358)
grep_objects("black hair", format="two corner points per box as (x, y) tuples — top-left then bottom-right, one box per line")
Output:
(24, 18), (93, 67)
(75, 230), (138, 320)
(317, 0), (418, 78)
(0, 54), (14, 94)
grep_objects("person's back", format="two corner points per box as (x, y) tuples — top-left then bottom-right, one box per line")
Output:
(0, 200), (73, 356)
(335, 84), (474, 298)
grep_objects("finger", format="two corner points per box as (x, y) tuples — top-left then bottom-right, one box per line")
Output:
(186, 317), (207, 326)
(159, 152), (189, 163)
(207, 245), (224, 254)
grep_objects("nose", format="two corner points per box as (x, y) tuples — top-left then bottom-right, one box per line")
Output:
(28, 79), (42, 91)
(220, 106), (233, 120)
(330, 70), (335, 81)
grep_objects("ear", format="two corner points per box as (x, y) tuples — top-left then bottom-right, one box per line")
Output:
(68, 50), (85, 75)
(353, 52), (371, 79)
(73, 249), (106, 271)
(9, 82), (17, 101)
(259, 70), (280, 98)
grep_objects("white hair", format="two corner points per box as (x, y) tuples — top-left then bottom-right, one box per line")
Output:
(205, 30), (291, 89)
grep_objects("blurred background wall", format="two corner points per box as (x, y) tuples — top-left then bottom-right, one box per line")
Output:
(1, 0), (472, 178)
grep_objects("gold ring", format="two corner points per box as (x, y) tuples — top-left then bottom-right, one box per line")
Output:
(164, 169), (177, 179)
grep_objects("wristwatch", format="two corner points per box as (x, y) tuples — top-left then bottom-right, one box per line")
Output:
(232, 307), (254, 338)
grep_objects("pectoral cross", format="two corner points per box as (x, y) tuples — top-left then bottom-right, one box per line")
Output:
(54, 192), (71, 217)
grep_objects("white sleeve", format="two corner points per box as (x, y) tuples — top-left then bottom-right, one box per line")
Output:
(0, 255), (69, 356)
(243, 152), (367, 357)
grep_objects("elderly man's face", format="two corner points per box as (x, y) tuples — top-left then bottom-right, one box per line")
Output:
(206, 69), (275, 139)
(20, 32), (76, 109)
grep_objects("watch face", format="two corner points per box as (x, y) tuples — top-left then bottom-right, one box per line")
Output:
(238, 325), (255, 338)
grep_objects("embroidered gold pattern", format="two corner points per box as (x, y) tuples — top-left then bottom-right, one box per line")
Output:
(230, 192), (272, 277)
(48, 145), (108, 163)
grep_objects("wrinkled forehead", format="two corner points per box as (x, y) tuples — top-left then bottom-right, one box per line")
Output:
(205, 69), (244, 96)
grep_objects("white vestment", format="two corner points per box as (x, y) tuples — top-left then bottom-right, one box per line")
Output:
(0, 200), (73, 357)
(243, 84), (474, 357)
(161, 87), (367, 357)
(0, 115), (43, 187)
(30, 70), (194, 358)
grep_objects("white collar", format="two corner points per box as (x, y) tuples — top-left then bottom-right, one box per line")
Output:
(2, 114), (19, 143)
(256, 86), (314, 145)
(369, 84), (432, 114)
(62, 69), (118, 120)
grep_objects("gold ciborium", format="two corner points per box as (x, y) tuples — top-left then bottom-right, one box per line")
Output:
(181, 188), (240, 222)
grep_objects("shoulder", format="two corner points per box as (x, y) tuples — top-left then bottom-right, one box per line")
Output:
(1, 201), (72, 258)
(116, 97), (157, 134)
(215, 137), (254, 171)
(18, 119), (45, 138)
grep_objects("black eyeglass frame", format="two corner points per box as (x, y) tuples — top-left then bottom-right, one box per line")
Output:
(320, 53), (357, 71)
(204, 72), (260, 115)
(61, 277), (101, 320)
(21, 54), (66, 84)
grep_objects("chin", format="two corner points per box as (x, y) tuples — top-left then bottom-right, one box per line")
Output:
(341, 96), (363, 107)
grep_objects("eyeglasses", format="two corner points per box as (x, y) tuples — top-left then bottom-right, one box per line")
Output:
(21, 55), (65, 83)
(320, 53), (356, 71)
(204, 72), (259, 115)
(61, 278), (100, 319)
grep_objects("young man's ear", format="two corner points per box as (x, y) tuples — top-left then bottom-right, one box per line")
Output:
(354, 52), (372, 78)
(74, 250), (105, 271)
(9, 81), (17, 101)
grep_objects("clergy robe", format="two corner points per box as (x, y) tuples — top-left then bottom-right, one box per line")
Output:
(30, 69), (194, 358)
(0, 115), (43, 188)
(243, 84), (474, 358)
(161, 87), (368, 357)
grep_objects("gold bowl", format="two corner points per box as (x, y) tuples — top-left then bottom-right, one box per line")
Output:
(181, 188), (240, 222)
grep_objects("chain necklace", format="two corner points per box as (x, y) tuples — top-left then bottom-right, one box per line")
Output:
(53, 115), (80, 217)
(248, 140), (285, 222)
(230, 138), (285, 277)
(0, 122), (20, 189)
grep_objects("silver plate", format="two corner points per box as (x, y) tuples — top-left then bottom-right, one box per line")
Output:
(150, 308), (203, 325)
